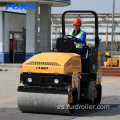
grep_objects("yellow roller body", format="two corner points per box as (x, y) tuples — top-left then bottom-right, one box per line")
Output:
(21, 52), (81, 75)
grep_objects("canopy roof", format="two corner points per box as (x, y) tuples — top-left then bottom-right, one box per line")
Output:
(0, 0), (70, 7)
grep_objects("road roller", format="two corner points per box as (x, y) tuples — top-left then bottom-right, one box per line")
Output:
(17, 11), (102, 115)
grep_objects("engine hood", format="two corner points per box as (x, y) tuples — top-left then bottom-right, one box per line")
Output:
(22, 52), (81, 74)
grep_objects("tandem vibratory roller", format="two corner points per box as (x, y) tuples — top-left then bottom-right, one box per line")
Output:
(17, 10), (102, 115)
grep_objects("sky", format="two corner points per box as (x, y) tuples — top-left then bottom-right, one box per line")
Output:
(52, 0), (120, 14)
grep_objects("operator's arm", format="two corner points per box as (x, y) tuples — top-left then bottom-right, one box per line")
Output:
(74, 32), (86, 44)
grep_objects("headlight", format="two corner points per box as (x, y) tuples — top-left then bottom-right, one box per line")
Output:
(28, 78), (32, 83)
(54, 79), (59, 84)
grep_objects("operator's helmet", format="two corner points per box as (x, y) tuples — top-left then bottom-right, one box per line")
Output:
(73, 19), (81, 26)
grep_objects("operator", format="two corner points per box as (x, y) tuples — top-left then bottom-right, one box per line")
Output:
(64, 19), (86, 58)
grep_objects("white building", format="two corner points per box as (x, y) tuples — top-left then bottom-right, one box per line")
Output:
(0, 11), (26, 63)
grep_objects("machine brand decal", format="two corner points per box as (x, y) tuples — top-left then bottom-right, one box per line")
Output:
(36, 67), (48, 70)
(66, 59), (72, 66)
(5, 4), (35, 10)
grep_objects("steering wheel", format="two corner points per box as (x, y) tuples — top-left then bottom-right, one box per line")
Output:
(64, 35), (77, 40)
